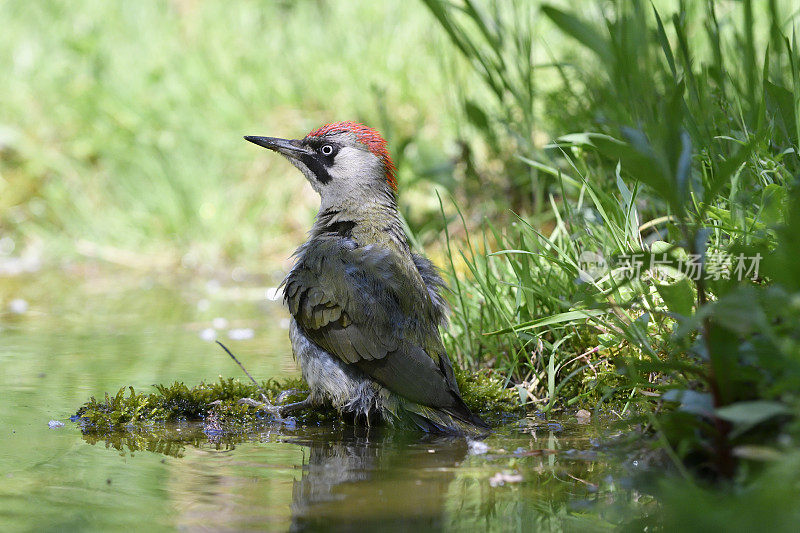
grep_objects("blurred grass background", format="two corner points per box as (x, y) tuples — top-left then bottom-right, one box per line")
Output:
(0, 0), (495, 271)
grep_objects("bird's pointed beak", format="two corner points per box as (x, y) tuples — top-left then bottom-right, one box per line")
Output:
(244, 136), (310, 157)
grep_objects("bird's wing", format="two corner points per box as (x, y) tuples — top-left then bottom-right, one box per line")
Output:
(412, 253), (449, 327)
(283, 239), (460, 408)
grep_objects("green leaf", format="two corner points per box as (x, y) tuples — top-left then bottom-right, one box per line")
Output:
(594, 132), (677, 211)
(709, 287), (768, 335)
(662, 389), (714, 417)
(704, 135), (758, 202)
(656, 277), (694, 317)
(731, 445), (784, 461)
(675, 131), (692, 205)
(715, 401), (790, 426)
(540, 5), (614, 65)
(652, 5), (677, 79)
(464, 99), (490, 132)
(764, 80), (798, 146)
(485, 309), (608, 336)
(616, 167), (633, 208)
(761, 183), (787, 226)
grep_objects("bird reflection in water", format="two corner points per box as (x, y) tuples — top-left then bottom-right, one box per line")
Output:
(287, 425), (468, 532)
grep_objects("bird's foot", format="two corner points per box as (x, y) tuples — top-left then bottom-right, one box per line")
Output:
(237, 396), (284, 418)
(276, 389), (308, 404)
(276, 396), (313, 415)
(237, 395), (313, 418)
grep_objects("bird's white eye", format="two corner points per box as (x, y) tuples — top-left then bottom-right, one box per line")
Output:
(321, 144), (334, 156)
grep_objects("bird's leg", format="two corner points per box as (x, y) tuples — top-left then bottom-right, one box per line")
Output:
(238, 394), (313, 417)
(217, 341), (285, 416)
(277, 389), (308, 404)
(276, 396), (314, 415)
(237, 394), (284, 417)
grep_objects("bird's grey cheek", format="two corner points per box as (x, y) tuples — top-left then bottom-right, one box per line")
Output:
(290, 160), (322, 192)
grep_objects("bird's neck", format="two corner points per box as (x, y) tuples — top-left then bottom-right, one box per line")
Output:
(311, 198), (409, 254)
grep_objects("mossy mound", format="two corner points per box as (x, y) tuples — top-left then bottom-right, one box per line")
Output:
(73, 372), (523, 440)
(455, 368), (524, 421)
(73, 377), (337, 435)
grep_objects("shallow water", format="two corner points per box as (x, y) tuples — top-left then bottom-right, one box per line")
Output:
(0, 267), (636, 531)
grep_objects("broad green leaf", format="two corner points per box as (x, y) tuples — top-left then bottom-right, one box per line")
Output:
(731, 445), (784, 461)
(709, 288), (768, 335)
(761, 183), (787, 226)
(656, 277), (694, 317)
(662, 389), (714, 417)
(650, 240), (686, 278)
(715, 401), (791, 426)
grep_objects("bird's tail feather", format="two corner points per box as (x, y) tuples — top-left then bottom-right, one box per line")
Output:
(401, 401), (490, 438)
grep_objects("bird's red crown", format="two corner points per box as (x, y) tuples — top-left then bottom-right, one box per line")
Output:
(306, 121), (397, 192)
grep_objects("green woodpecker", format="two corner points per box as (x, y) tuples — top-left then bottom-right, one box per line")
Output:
(244, 121), (488, 436)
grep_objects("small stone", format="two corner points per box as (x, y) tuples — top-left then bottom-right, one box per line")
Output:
(48, 420), (64, 429)
(576, 409), (592, 424)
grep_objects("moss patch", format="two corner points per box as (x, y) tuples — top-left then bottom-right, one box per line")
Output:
(73, 371), (523, 443)
(73, 377), (337, 435)
(455, 368), (524, 422)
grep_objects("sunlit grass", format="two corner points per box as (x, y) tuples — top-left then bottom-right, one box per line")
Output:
(431, 0), (800, 490)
